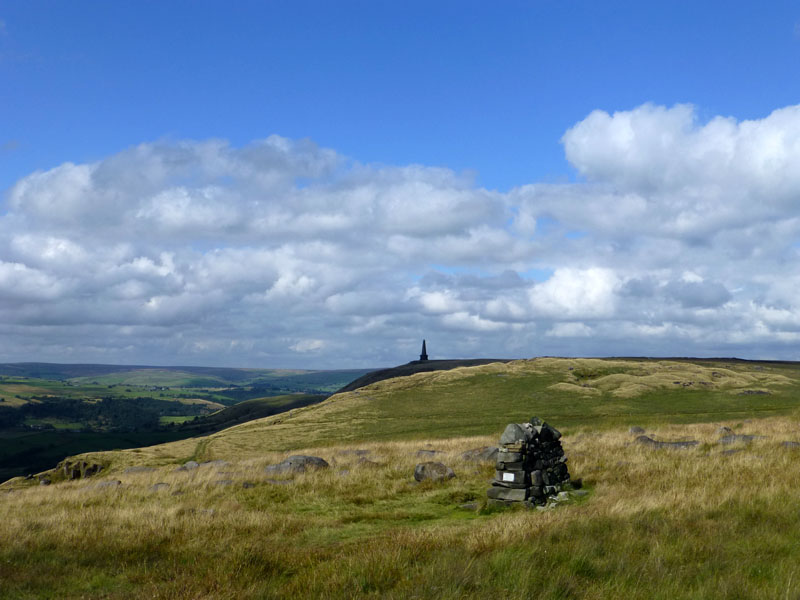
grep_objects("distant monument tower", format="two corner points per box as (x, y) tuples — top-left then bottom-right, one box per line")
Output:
(419, 339), (429, 361)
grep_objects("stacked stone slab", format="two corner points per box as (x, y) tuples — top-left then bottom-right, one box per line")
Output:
(487, 416), (570, 506)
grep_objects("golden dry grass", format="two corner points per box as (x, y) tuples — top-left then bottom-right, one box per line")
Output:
(4, 416), (800, 598)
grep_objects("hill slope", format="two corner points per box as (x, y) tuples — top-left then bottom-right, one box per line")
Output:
(53, 356), (800, 469)
(5, 357), (800, 598)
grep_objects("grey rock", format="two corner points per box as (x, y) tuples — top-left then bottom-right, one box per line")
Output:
(487, 486), (527, 501)
(571, 489), (589, 498)
(413, 461), (455, 482)
(629, 426), (646, 434)
(176, 460), (200, 472)
(719, 434), (762, 445)
(416, 449), (440, 457)
(716, 426), (734, 436)
(94, 480), (121, 489)
(242, 482), (256, 489)
(125, 466), (156, 474)
(556, 491), (570, 502)
(264, 455), (330, 474)
(460, 446), (499, 462)
(499, 423), (531, 445)
(150, 483), (170, 492)
(635, 435), (698, 449)
(61, 459), (104, 480)
(459, 502), (479, 511)
(200, 460), (229, 468)
(781, 441), (800, 448)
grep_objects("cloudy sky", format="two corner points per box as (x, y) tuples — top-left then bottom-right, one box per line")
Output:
(2, 2), (800, 368)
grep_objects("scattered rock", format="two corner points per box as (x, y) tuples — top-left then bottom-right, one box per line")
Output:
(60, 459), (104, 480)
(555, 491), (571, 502)
(635, 435), (698, 450)
(629, 426), (646, 434)
(416, 449), (441, 457)
(150, 483), (170, 492)
(460, 446), (499, 462)
(719, 434), (763, 445)
(781, 441), (800, 448)
(716, 426), (734, 436)
(264, 455), (330, 474)
(242, 482), (256, 489)
(413, 461), (455, 482)
(175, 460), (200, 472)
(94, 480), (121, 489)
(571, 489), (589, 498)
(459, 502), (479, 511)
(125, 466), (156, 474)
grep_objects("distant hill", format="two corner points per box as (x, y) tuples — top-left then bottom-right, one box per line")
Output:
(176, 394), (326, 435)
(46, 356), (800, 471)
(0, 362), (375, 391)
(335, 359), (513, 393)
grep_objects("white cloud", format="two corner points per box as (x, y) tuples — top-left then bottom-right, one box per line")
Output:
(4, 104), (800, 366)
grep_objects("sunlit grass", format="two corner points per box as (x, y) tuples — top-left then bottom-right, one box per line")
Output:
(4, 417), (800, 598)
(5, 357), (800, 598)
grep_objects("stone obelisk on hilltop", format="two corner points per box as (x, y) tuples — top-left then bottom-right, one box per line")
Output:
(419, 339), (429, 362)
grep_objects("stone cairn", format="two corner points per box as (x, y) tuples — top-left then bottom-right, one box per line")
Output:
(487, 416), (570, 507)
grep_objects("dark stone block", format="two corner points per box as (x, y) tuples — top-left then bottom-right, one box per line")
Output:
(413, 462), (455, 482)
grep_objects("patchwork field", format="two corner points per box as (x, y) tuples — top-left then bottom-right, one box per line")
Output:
(3, 357), (800, 599)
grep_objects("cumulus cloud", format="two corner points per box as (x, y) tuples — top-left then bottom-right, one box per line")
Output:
(4, 105), (800, 367)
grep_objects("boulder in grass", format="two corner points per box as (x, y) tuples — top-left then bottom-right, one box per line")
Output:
(635, 435), (698, 450)
(719, 434), (763, 445)
(175, 461), (200, 472)
(460, 446), (499, 462)
(781, 441), (800, 449)
(413, 461), (455, 482)
(264, 455), (330, 474)
(629, 426), (645, 434)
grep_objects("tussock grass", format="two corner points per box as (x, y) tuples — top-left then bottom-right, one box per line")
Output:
(4, 417), (800, 598)
(5, 358), (800, 598)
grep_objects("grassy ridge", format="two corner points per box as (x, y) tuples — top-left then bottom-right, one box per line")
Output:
(3, 422), (800, 598)
(3, 357), (800, 598)
(84, 357), (800, 468)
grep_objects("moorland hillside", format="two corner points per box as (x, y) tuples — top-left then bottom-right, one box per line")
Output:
(3, 357), (800, 599)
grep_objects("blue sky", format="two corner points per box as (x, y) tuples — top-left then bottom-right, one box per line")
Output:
(5, 1), (799, 191)
(2, 2), (800, 367)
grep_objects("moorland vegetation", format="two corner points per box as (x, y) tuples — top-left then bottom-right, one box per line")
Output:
(3, 357), (800, 598)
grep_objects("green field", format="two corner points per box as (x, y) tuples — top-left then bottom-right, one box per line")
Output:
(3, 357), (800, 598)
(0, 362), (373, 481)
